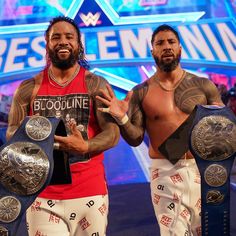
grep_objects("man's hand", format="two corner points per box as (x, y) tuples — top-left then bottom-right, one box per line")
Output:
(54, 121), (88, 155)
(96, 83), (133, 120)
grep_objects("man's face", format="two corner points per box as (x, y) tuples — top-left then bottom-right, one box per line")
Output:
(151, 30), (181, 72)
(47, 21), (80, 69)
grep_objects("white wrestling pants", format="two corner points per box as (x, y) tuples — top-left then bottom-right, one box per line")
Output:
(150, 159), (201, 236)
(27, 195), (108, 236)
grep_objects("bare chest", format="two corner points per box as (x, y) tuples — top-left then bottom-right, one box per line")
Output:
(142, 82), (207, 121)
(142, 86), (177, 121)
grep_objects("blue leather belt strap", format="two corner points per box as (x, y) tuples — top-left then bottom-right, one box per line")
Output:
(0, 116), (71, 236)
(189, 105), (236, 236)
(159, 105), (236, 235)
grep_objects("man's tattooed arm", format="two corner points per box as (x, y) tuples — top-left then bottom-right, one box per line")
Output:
(86, 71), (120, 154)
(6, 79), (35, 140)
(119, 83), (148, 147)
(174, 72), (223, 114)
(202, 77), (224, 105)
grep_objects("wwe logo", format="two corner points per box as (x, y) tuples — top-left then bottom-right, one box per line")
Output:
(79, 12), (101, 26)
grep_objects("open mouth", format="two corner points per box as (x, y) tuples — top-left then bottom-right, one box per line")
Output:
(58, 49), (70, 54)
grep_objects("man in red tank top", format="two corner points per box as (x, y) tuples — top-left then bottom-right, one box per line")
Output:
(7, 16), (120, 236)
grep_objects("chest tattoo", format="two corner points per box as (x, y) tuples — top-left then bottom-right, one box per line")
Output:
(174, 78), (207, 114)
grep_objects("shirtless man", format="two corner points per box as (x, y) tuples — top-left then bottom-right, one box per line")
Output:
(6, 16), (119, 236)
(96, 24), (223, 235)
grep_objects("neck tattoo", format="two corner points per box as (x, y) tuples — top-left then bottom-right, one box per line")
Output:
(48, 65), (80, 88)
(155, 70), (186, 92)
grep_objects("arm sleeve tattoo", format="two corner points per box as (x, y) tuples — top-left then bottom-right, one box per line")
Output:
(174, 72), (223, 114)
(201, 77), (223, 105)
(86, 72), (120, 154)
(6, 79), (35, 140)
(119, 82), (148, 146)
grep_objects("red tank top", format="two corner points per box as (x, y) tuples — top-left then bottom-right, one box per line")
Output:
(31, 67), (107, 199)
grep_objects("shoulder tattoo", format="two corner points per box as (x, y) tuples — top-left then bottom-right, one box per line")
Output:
(174, 73), (216, 114)
(85, 72), (107, 97)
(128, 81), (148, 119)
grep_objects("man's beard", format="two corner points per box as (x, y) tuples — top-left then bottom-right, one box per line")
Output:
(48, 48), (79, 70)
(154, 52), (181, 72)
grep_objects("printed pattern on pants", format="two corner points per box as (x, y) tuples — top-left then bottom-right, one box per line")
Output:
(27, 195), (108, 236)
(150, 159), (201, 236)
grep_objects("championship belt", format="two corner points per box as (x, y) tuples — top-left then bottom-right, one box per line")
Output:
(189, 105), (236, 236)
(0, 116), (71, 236)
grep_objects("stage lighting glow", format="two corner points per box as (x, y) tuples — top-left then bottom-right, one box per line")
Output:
(91, 68), (137, 91)
(95, 0), (205, 24)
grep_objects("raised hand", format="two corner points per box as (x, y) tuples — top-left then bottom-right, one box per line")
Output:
(96, 83), (133, 120)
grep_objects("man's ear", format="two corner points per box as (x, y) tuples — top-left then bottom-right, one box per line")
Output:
(179, 45), (182, 58)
